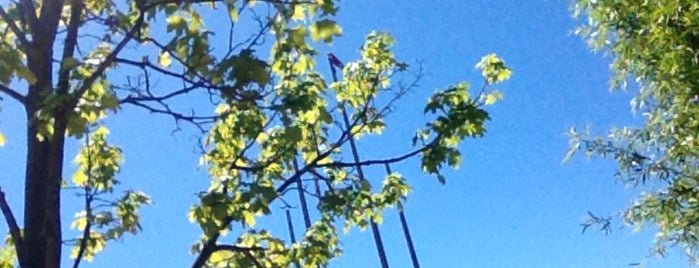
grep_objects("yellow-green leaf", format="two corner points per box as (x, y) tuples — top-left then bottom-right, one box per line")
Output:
(310, 19), (342, 43)
(229, 7), (239, 22)
(292, 5), (305, 20)
(158, 51), (172, 67)
(16, 66), (37, 85)
(243, 211), (256, 227)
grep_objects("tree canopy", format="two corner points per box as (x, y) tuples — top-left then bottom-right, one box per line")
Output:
(0, 1), (510, 267)
(569, 0), (699, 261)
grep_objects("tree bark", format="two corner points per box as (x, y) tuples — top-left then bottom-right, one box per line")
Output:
(22, 5), (63, 263)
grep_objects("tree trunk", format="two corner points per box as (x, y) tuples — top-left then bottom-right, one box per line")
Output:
(23, 106), (64, 268)
(23, 34), (63, 268)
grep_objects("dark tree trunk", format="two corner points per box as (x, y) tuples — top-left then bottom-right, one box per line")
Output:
(23, 25), (63, 268)
(23, 115), (51, 267)
(23, 114), (64, 268)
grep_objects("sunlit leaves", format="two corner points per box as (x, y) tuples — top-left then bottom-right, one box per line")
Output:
(0, 233), (15, 268)
(319, 172), (411, 233)
(72, 126), (122, 191)
(68, 126), (150, 261)
(417, 54), (511, 182)
(571, 0), (699, 261)
(69, 231), (106, 262)
(0, 6), (27, 85)
(166, 14), (188, 34)
(476, 53), (512, 84)
(158, 51), (172, 67)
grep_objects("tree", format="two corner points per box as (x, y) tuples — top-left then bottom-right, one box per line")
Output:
(568, 0), (699, 263)
(0, 1), (511, 267)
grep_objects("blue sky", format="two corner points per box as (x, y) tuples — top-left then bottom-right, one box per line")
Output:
(0, 0), (694, 267)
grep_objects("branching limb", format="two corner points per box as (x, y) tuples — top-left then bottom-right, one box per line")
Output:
(120, 100), (219, 132)
(0, 187), (26, 268)
(66, 4), (147, 113)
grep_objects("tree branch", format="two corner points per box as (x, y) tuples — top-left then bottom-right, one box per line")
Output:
(0, 85), (26, 104)
(17, 0), (38, 37)
(37, 0), (66, 46)
(316, 138), (438, 169)
(0, 187), (26, 268)
(73, 129), (93, 268)
(215, 245), (265, 252)
(0, 5), (30, 51)
(65, 5), (146, 113)
(72, 193), (92, 268)
(57, 0), (85, 95)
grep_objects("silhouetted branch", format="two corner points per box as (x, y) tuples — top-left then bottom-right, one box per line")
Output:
(581, 211), (612, 235)
(0, 187), (26, 267)
(0, 85), (25, 104)
(56, 0), (84, 95)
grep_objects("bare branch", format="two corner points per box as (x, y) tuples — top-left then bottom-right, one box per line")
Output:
(0, 187), (26, 268)
(0, 84), (26, 104)
(316, 138), (438, 169)
(120, 100), (218, 132)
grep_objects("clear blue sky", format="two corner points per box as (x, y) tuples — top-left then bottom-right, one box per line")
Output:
(0, 0), (693, 267)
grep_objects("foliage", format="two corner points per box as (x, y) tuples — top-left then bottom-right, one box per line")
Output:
(569, 0), (699, 262)
(69, 126), (150, 263)
(0, 0), (510, 267)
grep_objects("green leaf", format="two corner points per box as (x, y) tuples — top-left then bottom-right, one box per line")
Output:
(16, 66), (37, 85)
(310, 19), (342, 43)
(61, 57), (81, 70)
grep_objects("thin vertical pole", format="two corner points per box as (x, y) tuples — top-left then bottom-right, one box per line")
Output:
(286, 210), (302, 268)
(341, 106), (390, 268)
(293, 157), (323, 268)
(328, 53), (390, 268)
(293, 158), (312, 229)
(384, 164), (420, 268)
